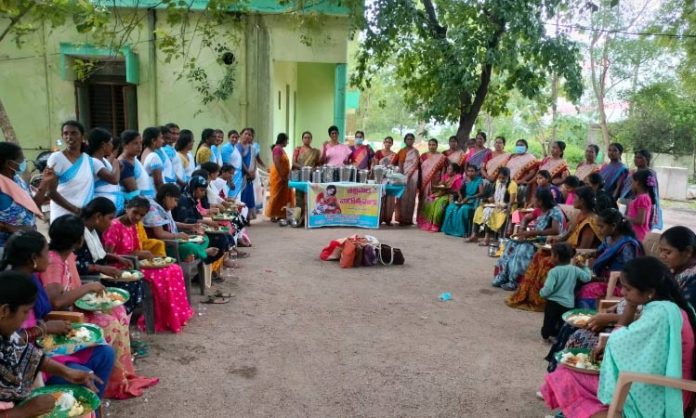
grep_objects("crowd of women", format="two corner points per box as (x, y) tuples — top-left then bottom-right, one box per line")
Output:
(0, 120), (257, 416)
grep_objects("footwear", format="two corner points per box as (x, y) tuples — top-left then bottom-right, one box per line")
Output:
(233, 250), (250, 259)
(501, 283), (517, 291)
(201, 295), (230, 304)
(535, 391), (544, 400)
(214, 290), (235, 298)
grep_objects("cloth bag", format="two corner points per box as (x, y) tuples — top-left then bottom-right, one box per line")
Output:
(378, 244), (405, 265)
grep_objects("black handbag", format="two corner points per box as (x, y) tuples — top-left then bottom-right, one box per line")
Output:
(378, 244), (405, 265)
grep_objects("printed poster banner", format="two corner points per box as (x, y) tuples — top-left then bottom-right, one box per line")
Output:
(307, 183), (382, 229)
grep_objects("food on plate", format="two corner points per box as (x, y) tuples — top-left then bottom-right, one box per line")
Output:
(560, 352), (600, 371)
(567, 313), (593, 327)
(121, 271), (141, 280)
(80, 291), (125, 305)
(52, 391), (85, 417)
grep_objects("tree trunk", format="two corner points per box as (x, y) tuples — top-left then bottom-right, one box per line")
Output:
(551, 73), (559, 143)
(0, 97), (17, 143)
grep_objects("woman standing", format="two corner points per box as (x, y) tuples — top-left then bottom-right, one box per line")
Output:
(237, 128), (258, 219)
(350, 130), (375, 170)
(195, 128), (217, 166)
(46, 120), (101, 222)
(393, 133), (420, 226)
(443, 136), (466, 167)
(465, 131), (492, 170)
(537, 141), (570, 186)
(0, 142), (49, 250)
(321, 125), (353, 167)
(505, 139), (539, 205)
(140, 127), (166, 196)
(174, 129), (195, 185)
(417, 139), (447, 230)
(266, 133), (295, 221)
(480, 136), (510, 183)
(118, 130), (151, 200)
(87, 127), (123, 214)
(441, 165), (485, 237)
(599, 142), (629, 200)
(292, 131), (321, 170)
(492, 189), (564, 291)
(374, 136), (397, 225)
(575, 144), (601, 183)
(419, 163), (463, 232)
(620, 149), (662, 230)
(103, 197), (193, 333)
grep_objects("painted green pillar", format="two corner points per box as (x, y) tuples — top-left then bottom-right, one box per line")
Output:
(333, 63), (347, 142)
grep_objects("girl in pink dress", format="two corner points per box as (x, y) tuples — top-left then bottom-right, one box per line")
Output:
(625, 169), (655, 242)
(103, 197), (193, 333)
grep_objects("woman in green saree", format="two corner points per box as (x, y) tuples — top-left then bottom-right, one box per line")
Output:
(441, 165), (485, 238)
(418, 163), (464, 232)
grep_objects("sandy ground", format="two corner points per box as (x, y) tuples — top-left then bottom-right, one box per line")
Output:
(109, 222), (554, 418)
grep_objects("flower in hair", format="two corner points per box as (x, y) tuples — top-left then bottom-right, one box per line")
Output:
(647, 175), (657, 188)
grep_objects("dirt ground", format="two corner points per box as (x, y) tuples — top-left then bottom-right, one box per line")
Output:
(109, 222), (554, 418)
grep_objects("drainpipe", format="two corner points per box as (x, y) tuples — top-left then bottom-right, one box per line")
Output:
(147, 9), (158, 124)
(41, 20), (53, 148)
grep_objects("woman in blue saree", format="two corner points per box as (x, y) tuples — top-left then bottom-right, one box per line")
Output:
(576, 208), (644, 308)
(236, 128), (257, 218)
(492, 188), (565, 291)
(441, 165), (485, 238)
(599, 142), (629, 200)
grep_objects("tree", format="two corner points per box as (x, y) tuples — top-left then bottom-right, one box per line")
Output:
(351, 0), (584, 144)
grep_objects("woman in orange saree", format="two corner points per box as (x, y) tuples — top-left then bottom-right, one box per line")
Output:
(417, 139), (447, 230)
(481, 136), (510, 183)
(575, 144), (601, 183)
(393, 133), (420, 226)
(505, 139), (540, 206)
(266, 133), (295, 221)
(374, 136), (397, 225)
(506, 186), (601, 311)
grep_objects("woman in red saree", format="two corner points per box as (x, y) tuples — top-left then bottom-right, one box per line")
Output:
(393, 133), (420, 226)
(417, 139), (447, 230)
(103, 197), (193, 333)
(350, 130), (375, 170)
(481, 136), (510, 183)
(266, 133), (295, 221)
(373, 136), (397, 225)
(443, 136), (466, 167)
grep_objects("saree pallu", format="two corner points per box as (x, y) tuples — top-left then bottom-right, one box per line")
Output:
(506, 153), (539, 183)
(483, 152), (510, 180)
(539, 157), (569, 180)
(542, 303), (693, 418)
(444, 149), (466, 166)
(418, 174), (463, 232)
(416, 153), (447, 229)
(48, 152), (96, 222)
(575, 162), (600, 182)
(351, 145), (374, 170)
(600, 162), (629, 198)
(266, 146), (295, 218)
(395, 148), (420, 225)
(466, 148), (492, 169)
(237, 143), (256, 210)
(441, 177), (483, 237)
(294, 146), (320, 168)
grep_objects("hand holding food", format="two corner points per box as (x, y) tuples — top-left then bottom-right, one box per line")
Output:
(178, 232), (190, 240)
(587, 313), (615, 332)
(99, 265), (121, 278)
(115, 255), (134, 269)
(86, 282), (106, 294)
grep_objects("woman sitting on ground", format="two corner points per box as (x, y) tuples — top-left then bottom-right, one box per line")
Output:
(2, 232), (116, 402)
(576, 209), (644, 309)
(37, 215), (158, 398)
(506, 186), (601, 311)
(0, 272), (104, 417)
(541, 256), (696, 418)
(441, 165), (485, 238)
(468, 166), (517, 246)
(103, 197), (193, 333)
(492, 189), (564, 291)
(143, 183), (225, 273)
(418, 162), (464, 232)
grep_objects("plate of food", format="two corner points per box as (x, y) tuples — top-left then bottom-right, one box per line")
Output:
(484, 203), (497, 208)
(204, 226), (230, 234)
(212, 213), (235, 221)
(186, 235), (205, 244)
(22, 384), (100, 418)
(99, 270), (144, 282)
(555, 348), (601, 374)
(562, 309), (597, 328)
(139, 257), (176, 268)
(534, 242), (553, 250)
(520, 208), (535, 213)
(36, 323), (103, 353)
(74, 288), (130, 311)
(510, 234), (537, 242)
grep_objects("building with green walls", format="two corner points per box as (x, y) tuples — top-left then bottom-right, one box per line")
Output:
(0, 1), (353, 161)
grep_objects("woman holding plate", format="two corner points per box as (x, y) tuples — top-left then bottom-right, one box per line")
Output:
(36, 215), (159, 398)
(103, 197), (193, 333)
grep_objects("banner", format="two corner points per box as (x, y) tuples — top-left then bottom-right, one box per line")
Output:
(306, 183), (382, 229)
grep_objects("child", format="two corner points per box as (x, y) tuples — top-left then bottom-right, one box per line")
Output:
(539, 243), (592, 341)
(626, 169), (654, 241)
(536, 170), (563, 204)
(560, 175), (581, 205)
(213, 164), (234, 199)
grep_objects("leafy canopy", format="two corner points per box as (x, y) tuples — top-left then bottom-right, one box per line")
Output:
(351, 0), (584, 134)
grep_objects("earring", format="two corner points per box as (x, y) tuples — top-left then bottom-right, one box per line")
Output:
(32, 260), (37, 270)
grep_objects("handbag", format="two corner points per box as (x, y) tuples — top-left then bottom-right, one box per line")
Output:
(378, 244), (405, 266)
(340, 239), (358, 268)
(362, 244), (378, 267)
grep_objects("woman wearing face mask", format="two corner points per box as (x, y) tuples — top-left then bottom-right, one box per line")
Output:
(350, 130), (375, 170)
(0, 142), (51, 252)
(505, 139), (539, 206)
(576, 144), (601, 183)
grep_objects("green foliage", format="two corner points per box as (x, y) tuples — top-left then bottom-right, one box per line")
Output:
(351, 0), (584, 139)
(611, 82), (696, 156)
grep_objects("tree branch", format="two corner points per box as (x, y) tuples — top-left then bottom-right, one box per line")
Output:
(420, 0), (447, 39)
(0, 2), (36, 44)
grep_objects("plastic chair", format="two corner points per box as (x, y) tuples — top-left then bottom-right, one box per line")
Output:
(607, 372), (696, 418)
(163, 240), (206, 300)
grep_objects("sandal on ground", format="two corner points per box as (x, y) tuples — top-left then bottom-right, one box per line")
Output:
(201, 295), (230, 304)
(233, 251), (250, 259)
(213, 290), (235, 298)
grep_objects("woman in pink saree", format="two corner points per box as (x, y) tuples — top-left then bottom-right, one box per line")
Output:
(575, 144), (601, 183)
(443, 136), (466, 167)
(481, 136), (510, 183)
(417, 139), (447, 230)
(393, 133), (420, 226)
